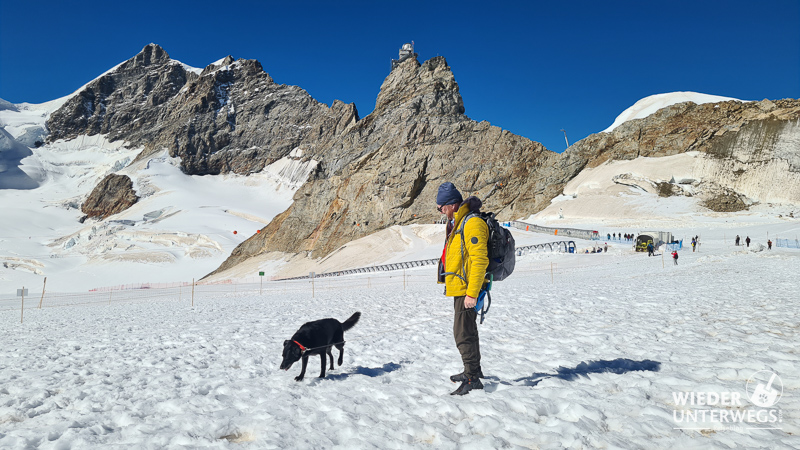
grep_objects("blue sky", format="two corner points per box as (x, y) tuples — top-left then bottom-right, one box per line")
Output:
(1, 1), (798, 152)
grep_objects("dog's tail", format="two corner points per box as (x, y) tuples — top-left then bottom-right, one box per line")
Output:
(342, 312), (361, 331)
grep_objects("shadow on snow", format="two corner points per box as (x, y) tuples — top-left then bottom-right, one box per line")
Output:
(320, 361), (404, 382)
(483, 358), (661, 391)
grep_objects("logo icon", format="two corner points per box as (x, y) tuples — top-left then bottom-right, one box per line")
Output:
(746, 371), (783, 407)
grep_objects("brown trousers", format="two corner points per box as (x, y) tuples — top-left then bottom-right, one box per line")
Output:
(453, 296), (481, 377)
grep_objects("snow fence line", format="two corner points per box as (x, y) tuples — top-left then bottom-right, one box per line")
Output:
(507, 221), (599, 240)
(276, 221), (577, 281)
(776, 238), (800, 249)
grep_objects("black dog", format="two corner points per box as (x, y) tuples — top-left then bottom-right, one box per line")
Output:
(280, 312), (360, 381)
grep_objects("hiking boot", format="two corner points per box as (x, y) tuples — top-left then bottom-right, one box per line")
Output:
(450, 377), (484, 396)
(450, 369), (484, 383)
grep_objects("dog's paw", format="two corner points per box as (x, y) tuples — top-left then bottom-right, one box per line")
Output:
(294, 375), (304, 381)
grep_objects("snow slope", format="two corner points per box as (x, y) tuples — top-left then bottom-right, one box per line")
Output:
(0, 137), (301, 293)
(0, 219), (797, 449)
(602, 92), (744, 133)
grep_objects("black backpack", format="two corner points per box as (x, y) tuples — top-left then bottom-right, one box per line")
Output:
(460, 212), (516, 281)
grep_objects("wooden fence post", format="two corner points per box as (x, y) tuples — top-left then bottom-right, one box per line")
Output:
(192, 278), (195, 307)
(21, 286), (24, 324)
(39, 277), (47, 309)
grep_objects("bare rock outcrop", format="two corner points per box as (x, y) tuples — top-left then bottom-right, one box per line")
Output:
(208, 56), (568, 276)
(81, 174), (139, 219)
(567, 98), (800, 210)
(212, 92), (799, 276)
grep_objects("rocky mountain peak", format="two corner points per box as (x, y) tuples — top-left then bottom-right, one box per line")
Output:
(200, 55), (237, 76)
(47, 45), (356, 177)
(47, 44), (195, 143)
(374, 55), (464, 118)
(123, 44), (171, 70)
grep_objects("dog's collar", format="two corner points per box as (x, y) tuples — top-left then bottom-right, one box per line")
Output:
(293, 340), (307, 353)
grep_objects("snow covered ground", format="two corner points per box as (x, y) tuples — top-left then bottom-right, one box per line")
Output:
(1, 89), (798, 448)
(1, 219), (798, 449)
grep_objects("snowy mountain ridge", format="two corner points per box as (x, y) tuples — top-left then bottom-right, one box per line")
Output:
(602, 91), (745, 132)
(1, 44), (799, 291)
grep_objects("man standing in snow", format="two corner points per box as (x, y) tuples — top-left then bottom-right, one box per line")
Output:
(746, 236), (751, 247)
(736, 235), (740, 246)
(436, 182), (489, 395)
(672, 250), (679, 265)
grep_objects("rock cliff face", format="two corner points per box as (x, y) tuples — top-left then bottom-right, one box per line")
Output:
(48, 44), (358, 175)
(212, 87), (799, 276)
(81, 174), (139, 219)
(208, 56), (579, 276)
(566, 98), (800, 209)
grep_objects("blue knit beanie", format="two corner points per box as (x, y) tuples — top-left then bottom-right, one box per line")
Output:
(436, 182), (463, 206)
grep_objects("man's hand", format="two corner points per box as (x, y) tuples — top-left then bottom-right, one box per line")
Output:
(464, 295), (477, 309)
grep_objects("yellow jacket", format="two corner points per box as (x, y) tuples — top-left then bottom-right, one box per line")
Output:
(440, 199), (489, 298)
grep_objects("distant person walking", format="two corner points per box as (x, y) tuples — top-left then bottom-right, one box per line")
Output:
(647, 242), (654, 257)
(746, 236), (751, 248)
(735, 235), (740, 246)
(672, 250), (679, 265)
(768, 239), (772, 250)
(691, 238), (696, 252)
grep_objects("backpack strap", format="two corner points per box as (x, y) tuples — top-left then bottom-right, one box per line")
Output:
(440, 212), (485, 286)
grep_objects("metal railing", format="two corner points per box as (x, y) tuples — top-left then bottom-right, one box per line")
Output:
(277, 221), (577, 281)
(506, 221), (598, 240)
(776, 239), (800, 249)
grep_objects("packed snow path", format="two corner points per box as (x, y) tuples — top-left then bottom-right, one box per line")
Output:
(1, 245), (797, 448)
